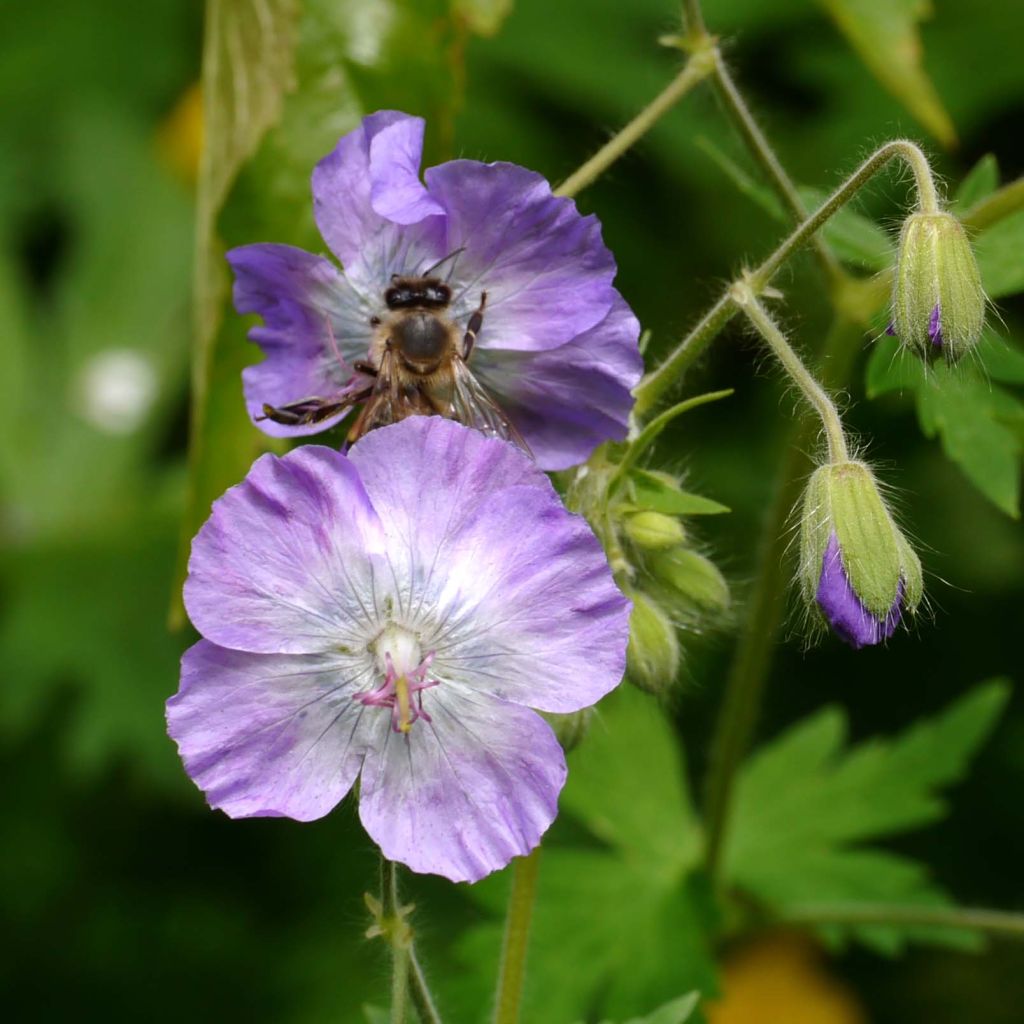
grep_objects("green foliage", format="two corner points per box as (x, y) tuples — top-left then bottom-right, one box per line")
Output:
(444, 687), (716, 1023)
(954, 154), (999, 212)
(866, 333), (1024, 517)
(590, 992), (701, 1024)
(815, 0), (956, 145)
(724, 681), (1010, 953)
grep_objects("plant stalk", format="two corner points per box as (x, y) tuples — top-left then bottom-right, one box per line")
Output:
(493, 849), (542, 1024)
(783, 903), (1024, 939)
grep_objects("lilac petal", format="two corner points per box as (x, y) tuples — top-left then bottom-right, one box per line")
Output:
(227, 243), (374, 437)
(358, 687), (566, 882)
(169, 641), (372, 820)
(928, 303), (943, 348)
(184, 447), (384, 655)
(349, 419), (630, 711)
(816, 532), (902, 649)
(471, 294), (643, 469)
(312, 111), (446, 294)
(425, 160), (618, 352)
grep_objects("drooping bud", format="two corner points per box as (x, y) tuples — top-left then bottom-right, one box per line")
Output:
(799, 461), (923, 648)
(891, 211), (985, 362)
(625, 587), (681, 693)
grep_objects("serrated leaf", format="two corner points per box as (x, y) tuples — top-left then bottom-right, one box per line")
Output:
(917, 368), (1022, 517)
(864, 335), (926, 398)
(630, 469), (731, 516)
(443, 688), (715, 1023)
(955, 154), (999, 211)
(817, 0), (956, 146)
(973, 208), (1024, 298)
(725, 681), (1010, 952)
(594, 992), (700, 1024)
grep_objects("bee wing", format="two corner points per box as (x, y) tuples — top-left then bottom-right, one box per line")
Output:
(450, 357), (532, 456)
(347, 348), (435, 443)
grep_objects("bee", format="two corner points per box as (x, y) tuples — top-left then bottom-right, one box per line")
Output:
(258, 272), (530, 454)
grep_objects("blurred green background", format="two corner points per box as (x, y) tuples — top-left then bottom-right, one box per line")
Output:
(1, 0), (1022, 1021)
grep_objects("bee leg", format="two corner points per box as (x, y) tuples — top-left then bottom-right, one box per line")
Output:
(353, 360), (378, 377)
(462, 291), (487, 361)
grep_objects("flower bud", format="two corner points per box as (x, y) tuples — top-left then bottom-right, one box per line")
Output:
(649, 547), (730, 615)
(891, 211), (985, 362)
(542, 709), (593, 753)
(623, 510), (686, 550)
(799, 461), (923, 648)
(625, 588), (681, 693)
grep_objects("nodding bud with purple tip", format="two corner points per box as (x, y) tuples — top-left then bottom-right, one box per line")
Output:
(799, 461), (923, 649)
(891, 211), (985, 363)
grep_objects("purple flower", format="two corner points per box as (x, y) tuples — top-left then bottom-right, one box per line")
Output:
(815, 532), (903, 649)
(167, 417), (630, 882)
(227, 110), (642, 470)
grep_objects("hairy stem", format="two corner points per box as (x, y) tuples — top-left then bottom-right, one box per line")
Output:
(634, 138), (940, 416)
(783, 903), (1024, 939)
(381, 859), (411, 1024)
(409, 947), (444, 1024)
(555, 52), (716, 200)
(702, 316), (864, 878)
(734, 286), (848, 463)
(493, 849), (542, 1024)
(708, 54), (840, 281)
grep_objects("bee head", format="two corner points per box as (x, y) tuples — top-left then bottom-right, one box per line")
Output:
(385, 276), (452, 310)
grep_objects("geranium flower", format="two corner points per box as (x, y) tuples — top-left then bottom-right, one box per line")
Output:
(227, 110), (642, 470)
(167, 418), (630, 882)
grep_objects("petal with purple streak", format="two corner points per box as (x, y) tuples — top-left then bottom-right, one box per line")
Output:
(928, 302), (943, 348)
(470, 294), (643, 469)
(184, 447), (384, 655)
(425, 160), (618, 352)
(169, 641), (373, 820)
(358, 686), (566, 883)
(311, 111), (446, 294)
(227, 243), (374, 437)
(816, 532), (902, 648)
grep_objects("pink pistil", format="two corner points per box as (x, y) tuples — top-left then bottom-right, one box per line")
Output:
(355, 650), (439, 733)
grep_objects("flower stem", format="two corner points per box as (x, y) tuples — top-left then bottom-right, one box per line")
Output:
(554, 52), (716, 200)
(381, 859), (411, 1024)
(634, 138), (941, 416)
(733, 285), (848, 463)
(782, 903), (1024, 940)
(493, 849), (542, 1024)
(409, 947), (444, 1024)
(708, 53), (840, 283)
(701, 315), (864, 879)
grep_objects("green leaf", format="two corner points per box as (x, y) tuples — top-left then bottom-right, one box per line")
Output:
(973, 208), (1024, 298)
(630, 469), (731, 517)
(955, 154), (999, 211)
(453, 0), (514, 35)
(866, 335), (1024, 516)
(592, 992), (701, 1024)
(816, 0), (956, 146)
(916, 366), (1022, 517)
(444, 687), (716, 1023)
(725, 681), (1010, 952)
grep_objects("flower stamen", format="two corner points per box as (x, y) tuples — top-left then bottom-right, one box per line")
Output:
(356, 635), (438, 734)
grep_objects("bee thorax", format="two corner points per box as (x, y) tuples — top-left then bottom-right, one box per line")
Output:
(392, 312), (451, 368)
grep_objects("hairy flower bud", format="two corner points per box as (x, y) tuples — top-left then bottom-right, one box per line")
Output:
(542, 709), (593, 753)
(625, 588), (681, 693)
(623, 510), (686, 550)
(799, 461), (923, 648)
(891, 211), (985, 362)
(649, 547), (730, 615)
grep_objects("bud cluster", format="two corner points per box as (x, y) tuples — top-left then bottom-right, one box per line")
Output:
(568, 451), (730, 695)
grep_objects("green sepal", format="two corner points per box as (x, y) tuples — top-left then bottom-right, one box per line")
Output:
(623, 510), (686, 550)
(629, 468), (730, 516)
(892, 212), (986, 362)
(648, 547), (730, 614)
(625, 588), (680, 695)
(798, 465), (833, 607)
